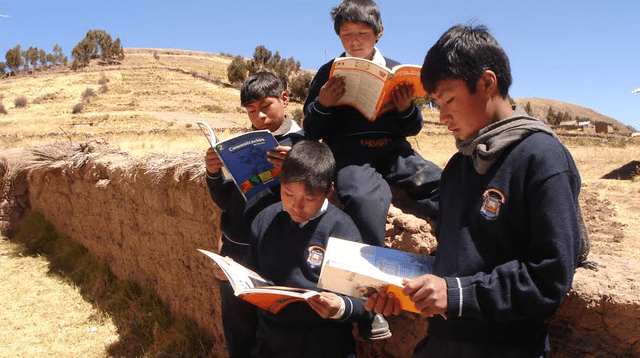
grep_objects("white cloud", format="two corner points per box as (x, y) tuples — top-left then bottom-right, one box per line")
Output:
(633, 88), (640, 94)
(0, 14), (10, 18)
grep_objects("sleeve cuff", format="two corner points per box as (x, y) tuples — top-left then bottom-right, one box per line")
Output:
(312, 98), (331, 115)
(206, 171), (222, 180)
(398, 105), (416, 119)
(330, 297), (346, 319)
(445, 276), (464, 318)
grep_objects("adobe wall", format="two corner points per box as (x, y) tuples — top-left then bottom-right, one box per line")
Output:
(1, 146), (638, 358)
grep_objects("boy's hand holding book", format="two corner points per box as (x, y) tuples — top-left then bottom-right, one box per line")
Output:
(266, 145), (292, 169)
(318, 75), (347, 107)
(205, 147), (224, 175)
(390, 82), (415, 114)
(308, 292), (344, 319)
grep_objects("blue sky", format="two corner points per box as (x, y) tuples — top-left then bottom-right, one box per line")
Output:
(2, 0), (639, 130)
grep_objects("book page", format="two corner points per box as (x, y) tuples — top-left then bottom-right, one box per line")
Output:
(198, 249), (320, 315)
(330, 57), (388, 120)
(376, 65), (426, 117)
(318, 237), (434, 313)
(198, 249), (273, 293)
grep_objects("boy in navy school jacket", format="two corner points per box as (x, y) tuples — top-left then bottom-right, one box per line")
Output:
(303, 0), (442, 248)
(245, 140), (383, 358)
(204, 71), (304, 358)
(366, 24), (583, 358)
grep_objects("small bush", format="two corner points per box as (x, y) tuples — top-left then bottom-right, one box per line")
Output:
(153, 51), (160, 61)
(72, 102), (85, 114)
(99, 84), (109, 93)
(98, 76), (109, 85)
(291, 107), (304, 127)
(227, 56), (249, 83)
(0, 103), (7, 115)
(82, 88), (95, 102)
(33, 92), (58, 104)
(14, 94), (28, 108)
(289, 73), (313, 102)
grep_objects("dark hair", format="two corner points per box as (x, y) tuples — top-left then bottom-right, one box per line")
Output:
(421, 24), (512, 98)
(331, 0), (383, 36)
(240, 71), (286, 107)
(280, 140), (335, 195)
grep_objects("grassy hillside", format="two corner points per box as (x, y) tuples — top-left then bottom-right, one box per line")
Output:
(0, 48), (275, 155)
(514, 97), (635, 134)
(0, 47), (634, 160)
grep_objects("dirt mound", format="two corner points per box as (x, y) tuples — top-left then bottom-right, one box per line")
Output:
(602, 160), (640, 180)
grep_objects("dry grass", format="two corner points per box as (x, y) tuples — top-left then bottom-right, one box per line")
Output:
(0, 238), (118, 358)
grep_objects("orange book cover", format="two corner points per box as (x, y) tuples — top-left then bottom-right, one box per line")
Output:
(198, 249), (319, 315)
(329, 57), (426, 121)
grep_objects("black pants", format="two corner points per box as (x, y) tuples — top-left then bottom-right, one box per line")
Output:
(219, 237), (258, 358)
(335, 143), (441, 246)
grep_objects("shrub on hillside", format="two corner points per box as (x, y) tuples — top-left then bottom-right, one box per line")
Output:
(289, 73), (313, 102)
(227, 56), (249, 83)
(98, 76), (109, 85)
(99, 84), (109, 93)
(0, 103), (7, 115)
(14, 95), (27, 108)
(72, 102), (85, 114)
(82, 88), (95, 102)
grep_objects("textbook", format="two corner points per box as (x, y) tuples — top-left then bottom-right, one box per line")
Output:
(329, 57), (426, 121)
(198, 249), (319, 315)
(317, 237), (435, 314)
(197, 121), (280, 201)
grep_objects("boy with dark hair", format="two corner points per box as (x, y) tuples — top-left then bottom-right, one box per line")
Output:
(245, 140), (383, 358)
(303, 0), (442, 248)
(205, 71), (304, 358)
(366, 24), (583, 357)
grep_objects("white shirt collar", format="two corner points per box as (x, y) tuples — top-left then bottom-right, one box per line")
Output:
(344, 47), (386, 67)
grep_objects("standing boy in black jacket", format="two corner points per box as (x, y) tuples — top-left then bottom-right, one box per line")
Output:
(204, 71), (304, 358)
(366, 24), (583, 358)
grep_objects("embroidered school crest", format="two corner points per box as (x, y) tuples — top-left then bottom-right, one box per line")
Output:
(306, 246), (325, 269)
(480, 188), (506, 220)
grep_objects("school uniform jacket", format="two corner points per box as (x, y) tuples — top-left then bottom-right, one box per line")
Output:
(430, 131), (583, 349)
(245, 202), (368, 357)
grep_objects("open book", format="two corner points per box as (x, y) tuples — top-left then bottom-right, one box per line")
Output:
(198, 121), (280, 201)
(198, 249), (319, 314)
(318, 237), (435, 313)
(329, 57), (426, 121)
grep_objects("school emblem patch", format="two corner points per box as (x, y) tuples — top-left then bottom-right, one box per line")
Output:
(306, 246), (325, 269)
(480, 188), (506, 220)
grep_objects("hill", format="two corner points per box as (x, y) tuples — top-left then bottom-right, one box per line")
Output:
(0, 47), (635, 157)
(513, 97), (636, 134)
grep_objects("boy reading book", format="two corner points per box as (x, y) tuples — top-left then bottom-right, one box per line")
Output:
(366, 24), (584, 358)
(204, 71), (304, 358)
(303, 0), (442, 249)
(244, 140), (388, 357)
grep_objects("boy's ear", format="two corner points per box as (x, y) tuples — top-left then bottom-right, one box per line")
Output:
(280, 91), (290, 107)
(375, 31), (383, 43)
(327, 182), (335, 199)
(479, 70), (498, 97)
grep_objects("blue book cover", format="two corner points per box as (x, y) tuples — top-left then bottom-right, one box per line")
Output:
(214, 130), (280, 200)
